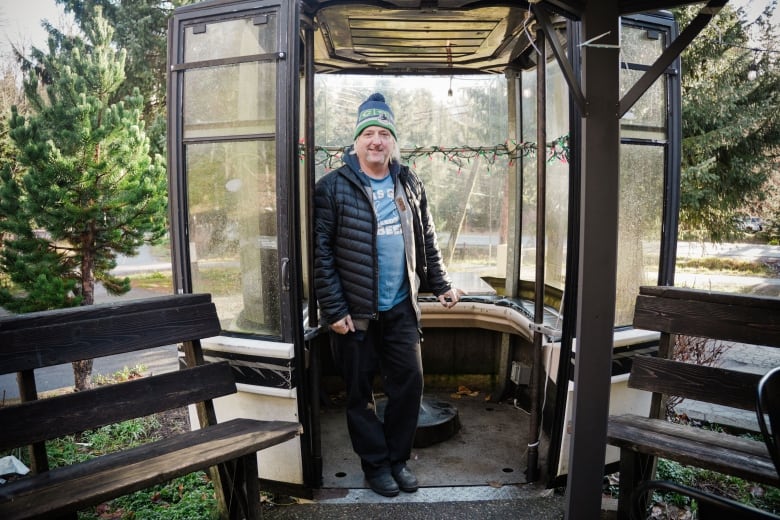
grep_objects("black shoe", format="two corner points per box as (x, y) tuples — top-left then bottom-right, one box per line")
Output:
(367, 472), (399, 497)
(391, 465), (419, 493)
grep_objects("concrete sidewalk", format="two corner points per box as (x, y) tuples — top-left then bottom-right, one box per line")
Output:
(260, 485), (570, 519)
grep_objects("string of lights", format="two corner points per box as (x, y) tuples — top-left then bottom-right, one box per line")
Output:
(302, 134), (570, 172)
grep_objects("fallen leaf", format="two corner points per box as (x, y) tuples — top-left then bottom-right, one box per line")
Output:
(456, 385), (480, 397)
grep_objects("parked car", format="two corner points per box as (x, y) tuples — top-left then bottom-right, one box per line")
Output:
(737, 216), (763, 232)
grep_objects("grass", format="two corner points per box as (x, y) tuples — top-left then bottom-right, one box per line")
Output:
(91, 364), (146, 386)
(650, 458), (780, 517)
(129, 268), (242, 296)
(605, 460), (780, 519)
(675, 257), (776, 276)
(129, 271), (173, 292)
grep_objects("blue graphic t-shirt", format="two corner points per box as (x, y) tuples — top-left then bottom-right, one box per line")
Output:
(369, 174), (409, 310)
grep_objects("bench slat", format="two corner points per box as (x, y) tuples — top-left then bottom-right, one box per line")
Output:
(0, 294), (214, 330)
(0, 298), (221, 374)
(628, 356), (762, 412)
(0, 362), (236, 451)
(633, 289), (780, 348)
(608, 414), (778, 487)
(0, 418), (302, 520)
(639, 286), (780, 310)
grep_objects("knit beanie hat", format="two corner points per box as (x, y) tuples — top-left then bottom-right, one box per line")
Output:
(353, 93), (397, 140)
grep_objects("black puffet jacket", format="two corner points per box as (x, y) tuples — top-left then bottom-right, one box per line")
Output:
(313, 147), (452, 326)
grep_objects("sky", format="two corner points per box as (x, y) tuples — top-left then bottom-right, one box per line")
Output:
(0, 0), (776, 57)
(0, 0), (71, 57)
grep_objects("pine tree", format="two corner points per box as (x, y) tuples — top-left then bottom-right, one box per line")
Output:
(676, 4), (780, 241)
(55, 0), (197, 155)
(0, 8), (168, 390)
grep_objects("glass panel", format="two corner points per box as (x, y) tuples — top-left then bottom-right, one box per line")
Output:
(520, 68), (537, 288)
(186, 140), (280, 336)
(312, 75), (509, 290)
(184, 62), (276, 138)
(519, 58), (569, 309)
(614, 144), (664, 326)
(621, 25), (665, 66)
(545, 58), (570, 300)
(184, 15), (278, 62)
(620, 69), (667, 139)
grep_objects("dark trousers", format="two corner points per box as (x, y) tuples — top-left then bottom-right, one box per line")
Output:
(332, 298), (423, 478)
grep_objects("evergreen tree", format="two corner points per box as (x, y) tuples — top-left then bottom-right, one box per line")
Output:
(0, 8), (168, 390)
(676, 4), (780, 241)
(55, 0), (196, 155)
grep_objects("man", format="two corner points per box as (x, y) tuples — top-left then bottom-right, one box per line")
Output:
(314, 92), (463, 497)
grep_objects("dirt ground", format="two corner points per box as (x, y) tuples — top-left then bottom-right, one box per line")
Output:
(153, 406), (190, 438)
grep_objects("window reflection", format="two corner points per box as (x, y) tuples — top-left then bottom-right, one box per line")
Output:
(184, 15), (278, 62)
(186, 140), (281, 336)
(615, 144), (664, 326)
(313, 75), (510, 287)
(184, 63), (276, 138)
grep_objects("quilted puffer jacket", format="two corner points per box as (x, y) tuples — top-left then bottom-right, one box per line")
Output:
(313, 146), (451, 326)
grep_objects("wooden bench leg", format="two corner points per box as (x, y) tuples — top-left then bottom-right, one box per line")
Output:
(220, 460), (244, 520)
(242, 453), (260, 520)
(617, 449), (655, 520)
(217, 454), (260, 520)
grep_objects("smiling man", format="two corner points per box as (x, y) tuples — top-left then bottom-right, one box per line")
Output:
(313, 92), (464, 497)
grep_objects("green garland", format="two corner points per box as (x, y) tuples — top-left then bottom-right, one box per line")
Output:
(301, 135), (570, 172)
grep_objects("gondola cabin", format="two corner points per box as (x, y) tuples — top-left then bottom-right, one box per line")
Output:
(166, 0), (681, 495)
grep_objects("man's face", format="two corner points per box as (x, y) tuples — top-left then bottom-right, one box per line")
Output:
(355, 126), (394, 170)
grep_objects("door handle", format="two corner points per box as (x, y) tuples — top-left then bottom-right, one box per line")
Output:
(281, 257), (290, 291)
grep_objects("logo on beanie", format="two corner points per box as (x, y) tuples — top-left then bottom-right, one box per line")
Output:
(354, 93), (397, 140)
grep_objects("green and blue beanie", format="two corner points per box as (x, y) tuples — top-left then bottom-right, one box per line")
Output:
(354, 93), (397, 140)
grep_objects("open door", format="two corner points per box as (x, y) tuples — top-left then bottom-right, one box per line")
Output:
(167, 0), (310, 489)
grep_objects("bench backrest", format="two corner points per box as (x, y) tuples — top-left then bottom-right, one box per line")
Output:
(0, 362), (235, 451)
(628, 356), (762, 411)
(0, 293), (225, 473)
(0, 293), (221, 373)
(633, 286), (780, 348)
(631, 285), (780, 417)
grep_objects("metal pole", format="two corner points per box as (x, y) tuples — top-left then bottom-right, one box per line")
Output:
(527, 32), (546, 483)
(565, 2), (621, 518)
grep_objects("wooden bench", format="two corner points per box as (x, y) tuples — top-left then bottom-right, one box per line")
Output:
(606, 286), (780, 520)
(0, 293), (301, 520)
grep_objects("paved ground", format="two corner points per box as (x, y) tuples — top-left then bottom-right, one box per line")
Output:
(260, 485), (571, 519)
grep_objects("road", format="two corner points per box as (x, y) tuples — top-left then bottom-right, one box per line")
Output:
(676, 240), (780, 261)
